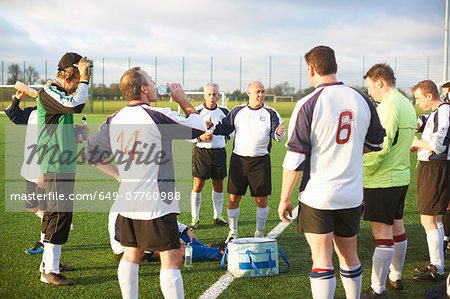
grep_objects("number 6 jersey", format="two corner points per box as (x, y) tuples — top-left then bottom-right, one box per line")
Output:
(283, 82), (385, 210)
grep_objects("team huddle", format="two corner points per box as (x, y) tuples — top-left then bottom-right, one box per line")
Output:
(5, 46), (450, 299)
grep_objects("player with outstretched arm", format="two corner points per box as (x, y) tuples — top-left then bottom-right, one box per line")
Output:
(85, 67), (206, 299)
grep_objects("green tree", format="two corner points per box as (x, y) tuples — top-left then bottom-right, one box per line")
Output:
(24, 66), (40, 84)
(268, 81), (296, 96)
(7, 63), (22, 85)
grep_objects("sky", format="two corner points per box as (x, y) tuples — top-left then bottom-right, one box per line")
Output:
(0, 0), (447, 91)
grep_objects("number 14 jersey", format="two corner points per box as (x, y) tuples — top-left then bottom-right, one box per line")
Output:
(283, 82), (385, 210)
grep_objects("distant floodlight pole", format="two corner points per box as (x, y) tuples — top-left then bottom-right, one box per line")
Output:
(362, 56), (365, 87)
(102, 58), (105, 114)
(155, 57), (158, 86)
(444, 0), (449, 81)
(182, 56), (185, 86)
(269, 56), (272, 90)
(299, 56), (302, 93)
(210, 56), (213, 83)
(239, 56), (242, 92)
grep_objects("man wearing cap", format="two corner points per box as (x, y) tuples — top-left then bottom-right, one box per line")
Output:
(37, 52), (92, 286)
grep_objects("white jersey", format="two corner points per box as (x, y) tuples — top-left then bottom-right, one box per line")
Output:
(417, 103), (450, 161)
(193, 104), (232, 149)
(283, 82), (385, 210)
(213, 103), (285, 157)
(4, 102), (41, 183)
(20, 110), (41, 183)
(85, 102), (206, 220)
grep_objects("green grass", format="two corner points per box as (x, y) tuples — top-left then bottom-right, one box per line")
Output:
(0, 105), (444, 298)
(0, 98), (298, 117)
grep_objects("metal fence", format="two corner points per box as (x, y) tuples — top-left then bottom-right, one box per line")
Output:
(0, 55), (446, 107)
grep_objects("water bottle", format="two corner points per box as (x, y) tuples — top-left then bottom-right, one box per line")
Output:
(156, 84), (170, 96)
(14, 81), (38, 98)
(76, 115), (87, 143)
(184, 243), (193, 267)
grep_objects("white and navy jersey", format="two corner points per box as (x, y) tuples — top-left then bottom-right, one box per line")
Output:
(418, 103), (450, 161)
(21, 110), (40, 183)
(213, 103), (285, 157)
(193, 104), (232, 149)
(417, 114), (429, 133)
(85, 103), (206, 220)
(4, 101), (41, 183)
(283, 82), (385, 210)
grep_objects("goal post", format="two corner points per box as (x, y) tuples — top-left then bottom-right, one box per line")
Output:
(274, 95), (294, 103)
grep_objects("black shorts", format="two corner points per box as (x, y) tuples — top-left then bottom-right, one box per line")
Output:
(192, 147), (227, 180)
(25, 180), (46, 210)
(363, 186), (408, 225)
(41, 172), (75, 244)
(227, 153), (271, 197)
(297, 202), (362, 237)
(417, 160), (450, 215)
(119, 213), (180, 252)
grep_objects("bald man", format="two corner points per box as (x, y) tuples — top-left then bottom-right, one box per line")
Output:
(211, 81), (285, 242)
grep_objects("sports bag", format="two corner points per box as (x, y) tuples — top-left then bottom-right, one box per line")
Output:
(220, 237), (290, 278)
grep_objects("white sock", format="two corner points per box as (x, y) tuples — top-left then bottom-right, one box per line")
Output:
(256, 206), (269, 232)
(438, 222), (445, 242)
(212, 191), (223, 219)
(389, 234), (407, 281)
(118, 260), (139, 299)
(42, 243), (61, 274)
(447, 274), (450, 297)
(339, 264), (362, 299)
(227, 208), (239, 234)
(39, 215), (44, 243)
(160, 269), (184, 299)
(34, 209), (43, 219)
(427, 229), (445, 273)
(371, 244), (394, 294)
(310, 267), (336, 299)
(190, 191), (202, 221)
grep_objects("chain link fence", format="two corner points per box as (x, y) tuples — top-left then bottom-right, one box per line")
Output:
(0, 55), (445, 112)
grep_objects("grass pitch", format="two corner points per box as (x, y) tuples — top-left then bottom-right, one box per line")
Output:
(0, 103), (444, 298)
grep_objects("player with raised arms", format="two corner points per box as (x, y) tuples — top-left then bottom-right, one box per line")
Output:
(85, 67), (206, 298)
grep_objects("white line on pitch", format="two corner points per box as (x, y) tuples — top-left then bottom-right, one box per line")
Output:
(199, 205), (299, 299)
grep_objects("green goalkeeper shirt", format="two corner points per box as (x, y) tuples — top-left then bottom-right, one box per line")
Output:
(37, 81), (89, 174)
(363, 89), (417, 188)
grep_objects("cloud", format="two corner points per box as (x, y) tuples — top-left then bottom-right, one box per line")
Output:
(0, 0), (445, 90)
(0, 17), (45, 60)
(0, 0), (444, 58)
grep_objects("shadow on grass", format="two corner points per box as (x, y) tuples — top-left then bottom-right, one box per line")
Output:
(63, 243), (110, 251)
(76, 264), (118, 272)
(75, 274), (118, 285)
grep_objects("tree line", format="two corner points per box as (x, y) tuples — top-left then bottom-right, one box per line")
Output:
(6, 63), (41, 85)
(5, 63), (371, 101)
